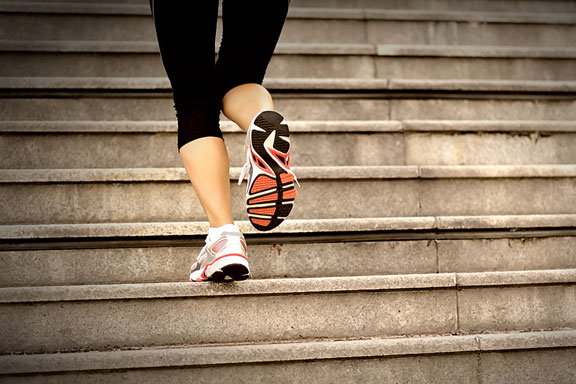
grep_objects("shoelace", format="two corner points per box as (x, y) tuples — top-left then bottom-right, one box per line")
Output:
(237, 128), (300, 191)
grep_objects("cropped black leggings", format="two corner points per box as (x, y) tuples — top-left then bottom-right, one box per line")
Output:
(148, 0), (290, 152)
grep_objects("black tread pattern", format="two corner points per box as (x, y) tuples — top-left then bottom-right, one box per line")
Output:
(249, 111), (294, 231)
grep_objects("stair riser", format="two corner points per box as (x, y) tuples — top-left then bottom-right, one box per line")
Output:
(2, 97), (576, 121)
(0, 290), (457, 353)
(1, 237), (575, 287)
(1, 14), (575, 47)
(2, 284), (575, 354)
(1, 177), (575, 224)
(1, 349), (574, 384)
(5, 0), (576, 12)
(291, 0), (576, 12)
(2, 132), (576, 169)
(3, 53), (576, 81)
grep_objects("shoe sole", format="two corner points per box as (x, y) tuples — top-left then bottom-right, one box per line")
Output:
(209, 264), (250, 282)
(191, 255), (250, 282)
(247, 111), (297, 231)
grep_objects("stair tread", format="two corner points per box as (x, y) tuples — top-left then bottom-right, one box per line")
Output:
(1, 164), (575, 183)
(2, 120), (576, 133)
(1, 330), (574, 374)
(1, 269), (575, 303)
(4, 40), (576, 59)
(2, 76), (576, 92)
(2, 214), (575, 240)
(1, 2), (574, 24)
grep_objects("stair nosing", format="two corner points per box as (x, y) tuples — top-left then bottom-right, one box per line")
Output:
(1, 269), (575, 304)
(1, 214), (575, 240)
(3, 40), (576, 59)
(1, 165), (575, 184)
(0, 2), (574, 24)
(2, 76), (576, 93)
(0, 330), (574, 374)
(2, 120), (576, 133)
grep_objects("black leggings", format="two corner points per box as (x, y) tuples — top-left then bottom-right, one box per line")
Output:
(148, 0), (290, 152)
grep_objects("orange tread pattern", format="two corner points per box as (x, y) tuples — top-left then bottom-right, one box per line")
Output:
(283, 188), (297, 199)
(249, 193), (278, 205)
(280, 173), (294, 184)
(251, 218), (271, 226)
(250, 175), (277, 194)
(249, 207), (277, 215)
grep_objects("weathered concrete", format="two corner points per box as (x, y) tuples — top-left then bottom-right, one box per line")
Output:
(405, 132), (576, 165)
(0, 270), (573, 354)
(389, 99), (576, 121)
(480, 349), (576, 384)
(0, 283), (457, 353)
(366, 19), (576, 47)
(458, 284), (576, 332)
(2, 5), (575, 46)
(0, 240), (438, 287)
(3, 214), (574, 240)
(0, 216), (441, 239)
(2, 95), (576, 122)
(1, 336), (575, 383)
(2, 120), (575, 168)
(0, 131), (406, 168)
(3, 235), (576, 287)
(3, 76), (576, 92)
(4, 43), (576, 80)
(438, 237), (576, 273)
(1, 330), (574, 375)
(3, 0), (576, 13)
(0, 166), (574, 224)
(293, 0), (576, 12)
(0, 354), (480, 384)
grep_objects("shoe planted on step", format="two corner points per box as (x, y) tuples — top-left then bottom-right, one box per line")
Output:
(189, 230), (250, 282)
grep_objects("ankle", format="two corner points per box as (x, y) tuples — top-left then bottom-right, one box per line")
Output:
(207, 223), (240, 243)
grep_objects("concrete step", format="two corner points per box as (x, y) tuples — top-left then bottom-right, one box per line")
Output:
(4, 0), (576, 13)
(1, 165), (575, 225)
(0, 330), (574, 383)
(0, 269), (575, 354)
(1, 215), (575, 287)
(1, 77), (576, 122)
(290, 0), (576, 13)
(1, 3), (575, 47)
(3, 41), (576, 81)
(2, 120), (576, 169)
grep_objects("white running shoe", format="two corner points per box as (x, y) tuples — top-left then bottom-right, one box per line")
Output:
(238, 110), (298, 231)
(189, 230), (250, 282)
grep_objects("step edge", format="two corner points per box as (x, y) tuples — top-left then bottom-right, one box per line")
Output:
(1, 164), (575, 183)
(4, 40), (576, 59)
(0, 330), (574, 375)
(0, 273), (458, 303)
(2, 120), (576, 134)
(0, 269), (574, 304)
(1, 214), (575, 240)
(2, 76), (576, 93)
(0, 3), (574, 24)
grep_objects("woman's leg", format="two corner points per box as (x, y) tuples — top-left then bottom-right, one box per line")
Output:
(221, 84), (274, 133)
(216, 0), (290, 129)
(216, 0), (295, 232)
(148, 0), (233, 227)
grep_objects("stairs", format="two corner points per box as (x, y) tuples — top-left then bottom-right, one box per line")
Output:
(1, 0), (576, 382)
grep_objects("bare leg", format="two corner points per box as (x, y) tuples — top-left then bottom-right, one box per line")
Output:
(222, 83), (274, 132)
(179, 137), (234, 227)
(178, 83), (274, 228)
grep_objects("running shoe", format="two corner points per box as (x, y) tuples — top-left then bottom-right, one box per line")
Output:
(189, 230), (250, 282)
(238, 111), (298, 231)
